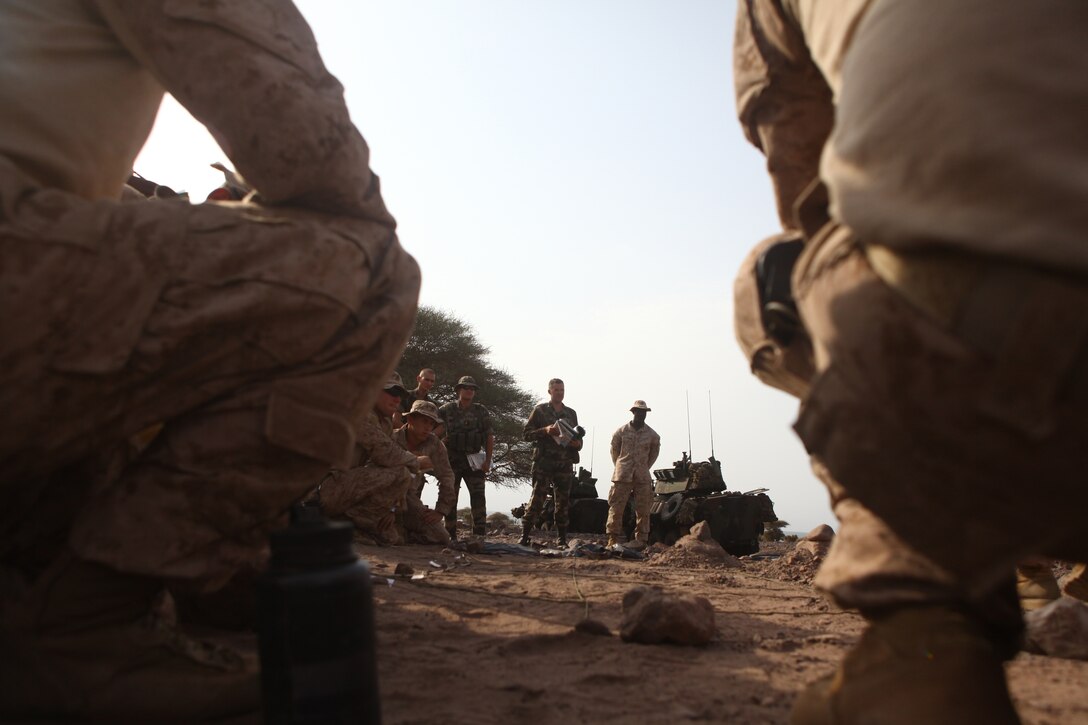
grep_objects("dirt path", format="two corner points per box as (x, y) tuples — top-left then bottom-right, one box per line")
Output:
(361, 540), (1088, 724)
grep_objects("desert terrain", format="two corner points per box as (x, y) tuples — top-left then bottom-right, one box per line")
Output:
(364, 535), (1088, 725)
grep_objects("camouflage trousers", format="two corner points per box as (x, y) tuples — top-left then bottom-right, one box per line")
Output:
(448, 466), (487, 536)
(606, 480), (652, 541)
(794, 223), (1088, 631)
(525, 465), (574, 531)
(0, 158), (420, 588)
(319, 466), (411, 544)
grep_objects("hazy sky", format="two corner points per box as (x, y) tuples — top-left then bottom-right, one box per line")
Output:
(134, 0), (836, 532)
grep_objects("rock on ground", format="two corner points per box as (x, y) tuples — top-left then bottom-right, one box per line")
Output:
(1024, 598), (1088, 661)
(620, 585), (716, 646)
(649, 521), (742, 569)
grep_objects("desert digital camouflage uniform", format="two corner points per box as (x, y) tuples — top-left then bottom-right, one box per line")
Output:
(734, 0), (1088, 720)
(522, 402), (580, 531)
(438, 400), (493, 535)
(318, 410), (420, 544)
(392, 426), (457, 521)
(607, 420), (661, 545)
(0, 1), (418, 719)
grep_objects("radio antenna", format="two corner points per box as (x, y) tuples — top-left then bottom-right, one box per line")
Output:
(685, 390), (693, 459)
(708, 390), (715, 459)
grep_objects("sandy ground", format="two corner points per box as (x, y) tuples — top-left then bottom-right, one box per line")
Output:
(361, 535), (1088, 725)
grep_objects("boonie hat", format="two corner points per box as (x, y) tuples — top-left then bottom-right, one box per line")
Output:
(630, 400), (651, 412)
(383, 371), (407, 396)
(455, 375), (479, 390)
(407, 400), (442, 424)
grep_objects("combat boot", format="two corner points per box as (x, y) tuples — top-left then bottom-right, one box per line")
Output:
(791, 605), (1019, 725)
(1016, 561), (1060, 612)
(607, 536), (620, 548)
(0, 551), (259, 722)
(556, 528), (568, 549)
(626, 538), (648, 552)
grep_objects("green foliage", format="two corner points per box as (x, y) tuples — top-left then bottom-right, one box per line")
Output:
(398, 307), (536, 486)
(486, 511), (513, 525)
(784, 534), (799, 543)
(761, 519), (790, 542)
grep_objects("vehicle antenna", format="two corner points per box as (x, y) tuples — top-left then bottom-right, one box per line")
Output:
(686, 390), (693, 459)
(708, 389), (715, 459)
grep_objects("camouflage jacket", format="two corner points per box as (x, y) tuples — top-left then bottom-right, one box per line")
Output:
(438, 401), (492, 458)
(523, 402), (579, 472)
(610, 422), (661, 484)
(392, 427), (456, 516)
(353, 410), (417, 470)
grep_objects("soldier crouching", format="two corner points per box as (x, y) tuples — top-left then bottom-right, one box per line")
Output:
(393, 400), (457, 545)
(0, 2), (419, 721)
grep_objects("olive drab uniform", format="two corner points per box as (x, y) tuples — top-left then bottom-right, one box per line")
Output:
(522, 403), (579, 532)
(734, 1), (1088, 721)
(438, 401), (492, 536)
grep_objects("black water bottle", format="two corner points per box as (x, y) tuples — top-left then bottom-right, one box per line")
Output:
(258, 503), (381, 724)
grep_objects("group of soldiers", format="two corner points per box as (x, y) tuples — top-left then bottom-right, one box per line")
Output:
(315, 368), (494, 546)
(1, 0), (1085, 722)
(318, 370), (664, 557)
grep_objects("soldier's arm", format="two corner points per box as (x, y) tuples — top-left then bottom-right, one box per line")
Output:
(522, 407), (547, 442)
(356, 418), (418, 470)
(92, 0), (395, 224)
(431, 441), (457, 517)
(648, 436), (661, 469)
(610, 428), (622, 464)
(734, 0), (833, 231)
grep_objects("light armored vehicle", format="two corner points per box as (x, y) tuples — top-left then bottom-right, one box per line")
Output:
(632, 453), (777, 556)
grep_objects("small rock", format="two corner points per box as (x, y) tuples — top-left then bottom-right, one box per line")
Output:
(804, 524), (835, 542)
(574, 618), (612, 637)
(673, 528), (741, 568)
(796, 540), (831, 558)
(689, 521), (715, 542)
(394, 563), (414, 577)
(1024, 598), (1088, 660)
(620, 586), (716, 646)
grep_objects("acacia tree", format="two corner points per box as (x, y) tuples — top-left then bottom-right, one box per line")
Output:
(397, 307), (535, 486)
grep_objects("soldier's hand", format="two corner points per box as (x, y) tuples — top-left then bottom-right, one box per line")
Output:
(546, 423), (560, 436)
(417, 455), (434, 471)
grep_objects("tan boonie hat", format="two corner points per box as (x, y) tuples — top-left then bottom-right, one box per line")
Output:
(407, 400), (442, 424)
(383, 371), (407, 396)
(630, 400), (651, 412)
(454, 375), (478, 390)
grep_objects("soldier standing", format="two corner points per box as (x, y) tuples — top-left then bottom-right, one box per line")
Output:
(438, 376), (494, 538)
(395, 368), (437, 428)
(520, 379), (582, 548)
(606, 401), (661, 550)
